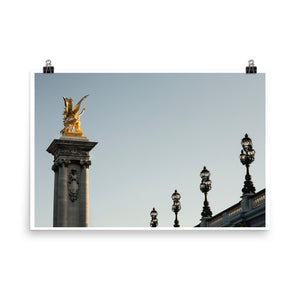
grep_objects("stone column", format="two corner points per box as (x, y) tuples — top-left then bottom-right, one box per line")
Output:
(52, 164), (59, 226)
(79, 160), (91, 227)
(57, 160), (69, 226)
(47, 138), (97, 227)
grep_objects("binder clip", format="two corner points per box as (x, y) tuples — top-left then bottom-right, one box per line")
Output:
(246, 60), (257, 74)
(43, 59), (54, 73)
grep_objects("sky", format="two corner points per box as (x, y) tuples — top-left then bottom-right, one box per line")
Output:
(34, 73), (265, 227)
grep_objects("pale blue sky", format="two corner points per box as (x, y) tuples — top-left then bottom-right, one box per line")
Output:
(35, 73), (265, 227)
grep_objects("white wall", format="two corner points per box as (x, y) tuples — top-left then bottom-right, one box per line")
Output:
(1, 1), (299, 299)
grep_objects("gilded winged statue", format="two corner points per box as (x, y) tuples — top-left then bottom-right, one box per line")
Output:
(60, 95), (89, 136)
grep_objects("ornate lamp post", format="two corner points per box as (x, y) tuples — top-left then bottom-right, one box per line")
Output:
(150, 208), (158, 227)
(240, 134), (256, 194)
(200, 166), (212, 219)
(171, 190), (181, 227)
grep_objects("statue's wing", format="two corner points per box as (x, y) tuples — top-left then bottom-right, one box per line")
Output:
(73, 94), (89, 114)
(63, 97), (73, 115)
(68, 98), (73, 112)
(63, 96), (68, 114)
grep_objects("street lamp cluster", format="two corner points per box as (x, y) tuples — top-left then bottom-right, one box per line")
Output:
(149, 134), (256, 227)
(240, 134), (256, 194)
(199, 166), (212, 219)
(171, 189), (181, 227)
(150, 208), (158, 227)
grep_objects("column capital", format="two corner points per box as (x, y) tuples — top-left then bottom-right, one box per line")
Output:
(80, 160), (91, 168)
(52, 159), (71, 171)
(59, 158), (71, 167)
(51, 163), (59, 172)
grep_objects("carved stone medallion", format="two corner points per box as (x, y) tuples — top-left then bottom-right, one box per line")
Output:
(68, 169), (80, 202)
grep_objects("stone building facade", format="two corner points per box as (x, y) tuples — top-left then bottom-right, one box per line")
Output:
(195, 189), (265, 227)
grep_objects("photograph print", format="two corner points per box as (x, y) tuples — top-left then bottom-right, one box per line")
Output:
(32, 73), (265, 229)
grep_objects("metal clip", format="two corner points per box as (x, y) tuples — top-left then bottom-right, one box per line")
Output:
(246, 59), (257, 74)
(43, 59), (54, 73)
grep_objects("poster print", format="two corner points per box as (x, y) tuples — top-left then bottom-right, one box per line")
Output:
(32, 73), (265, 229)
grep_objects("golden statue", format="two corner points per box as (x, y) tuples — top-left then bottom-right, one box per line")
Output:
(60, 95), (89, 137)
